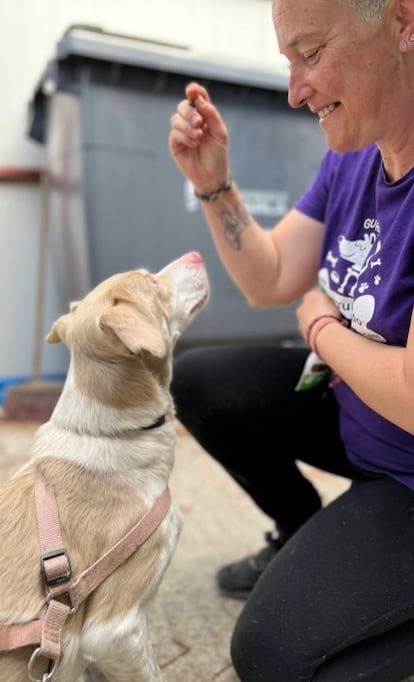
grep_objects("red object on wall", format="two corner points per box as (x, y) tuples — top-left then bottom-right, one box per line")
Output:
(0, 167), (42, 183)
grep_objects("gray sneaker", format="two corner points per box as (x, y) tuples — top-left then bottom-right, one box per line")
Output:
(216, 531), (286, 600)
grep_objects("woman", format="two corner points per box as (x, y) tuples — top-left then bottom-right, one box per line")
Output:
(168, 0), (414, 679)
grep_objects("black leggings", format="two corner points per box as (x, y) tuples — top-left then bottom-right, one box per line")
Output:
(172, 344), (414, 681)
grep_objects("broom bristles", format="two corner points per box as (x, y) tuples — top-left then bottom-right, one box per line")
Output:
(2, 379), (64, 423)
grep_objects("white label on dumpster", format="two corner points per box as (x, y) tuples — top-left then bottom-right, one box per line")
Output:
(184, 180), (289, 218)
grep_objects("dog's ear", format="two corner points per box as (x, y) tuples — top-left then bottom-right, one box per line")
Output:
(99, 302), (167, 357)
(45, 300), (80, 344)
(45, 313), (71, 344)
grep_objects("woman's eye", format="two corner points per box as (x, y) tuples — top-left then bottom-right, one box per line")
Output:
(303, 48), (320, 64)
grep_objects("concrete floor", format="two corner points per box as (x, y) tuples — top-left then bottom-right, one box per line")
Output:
(0, 416), (412, 682)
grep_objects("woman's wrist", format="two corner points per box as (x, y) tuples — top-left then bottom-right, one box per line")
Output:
(306, 314), (347, 356)
(194, 175), (233, 202)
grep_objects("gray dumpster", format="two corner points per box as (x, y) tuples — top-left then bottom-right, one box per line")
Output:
(29, 26), (326, 347)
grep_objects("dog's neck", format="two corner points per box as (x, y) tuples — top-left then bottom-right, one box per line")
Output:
(50, 358), (173, 432)
(58, 411), (174, 439)
(30, 360), (177, 489)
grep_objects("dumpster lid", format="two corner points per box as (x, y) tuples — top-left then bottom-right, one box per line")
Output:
(57, 24), (289, 92)
(28, 25), (289, 143)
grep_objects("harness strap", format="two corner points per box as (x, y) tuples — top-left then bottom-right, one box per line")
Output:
(35, 470), (72, 593)
(40, 600), (71, 661)
(67, 486), (171, 609)
(0, 469), (171, 681)
(0, 619), (42, 651)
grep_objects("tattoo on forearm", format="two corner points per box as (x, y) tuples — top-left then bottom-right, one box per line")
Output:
(219, 206), (250, 251)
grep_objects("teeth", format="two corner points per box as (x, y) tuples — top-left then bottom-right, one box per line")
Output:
(318, 103), (336, 118)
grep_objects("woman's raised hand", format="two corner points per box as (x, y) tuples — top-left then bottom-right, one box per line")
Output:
(168, 81), (231, 193)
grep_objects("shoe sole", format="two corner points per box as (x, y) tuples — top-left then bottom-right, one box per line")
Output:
(217, 586), (250, 600)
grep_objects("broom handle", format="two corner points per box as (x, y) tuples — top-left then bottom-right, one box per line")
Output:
(32, 170), (49, 380)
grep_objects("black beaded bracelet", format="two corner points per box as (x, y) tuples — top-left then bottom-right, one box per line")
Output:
(194, 177), (233, 202)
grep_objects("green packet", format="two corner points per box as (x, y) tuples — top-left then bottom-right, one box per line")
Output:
(295, 351), (329, 391)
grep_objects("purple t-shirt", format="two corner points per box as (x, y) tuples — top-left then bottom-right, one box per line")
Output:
(296, 145), (414, 489)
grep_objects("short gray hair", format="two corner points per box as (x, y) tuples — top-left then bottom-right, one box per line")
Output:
(337, 0), (389, 21)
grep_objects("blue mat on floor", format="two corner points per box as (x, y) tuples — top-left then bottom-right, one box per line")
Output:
(0, 375), (66, 406)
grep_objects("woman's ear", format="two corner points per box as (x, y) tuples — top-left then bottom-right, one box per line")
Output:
(397, 0), (414, 50)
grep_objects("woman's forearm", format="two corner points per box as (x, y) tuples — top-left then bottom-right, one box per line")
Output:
(314, 320), (414, 435)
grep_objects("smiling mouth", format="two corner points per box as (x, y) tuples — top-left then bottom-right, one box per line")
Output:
(317, 103), (339, 119)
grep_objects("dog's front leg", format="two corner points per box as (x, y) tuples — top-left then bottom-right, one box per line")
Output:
(94, 659), (163, 682)
(88, 614), (164, 682)
(94, 648), (163, 682)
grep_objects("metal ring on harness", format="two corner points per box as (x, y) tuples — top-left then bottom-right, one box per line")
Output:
(28, 648), (58, 682)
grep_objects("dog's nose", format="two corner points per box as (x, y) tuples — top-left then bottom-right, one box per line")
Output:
(186, 251), (203, 263)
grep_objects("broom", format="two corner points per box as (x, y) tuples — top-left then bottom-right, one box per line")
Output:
(2, 170), (65, 422)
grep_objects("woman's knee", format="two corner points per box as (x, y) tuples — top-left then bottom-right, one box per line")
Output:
(171, 347), (213, 418)
(230, 612), (289, 682)
(230, 616), (263, 682)
(231, 615), (314, 682)
(172, 347), (198, 393)
(172, 345), (240, 421)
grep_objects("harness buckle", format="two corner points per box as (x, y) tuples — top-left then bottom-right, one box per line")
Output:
(40, 548), (72, 587)
(28, 648), (58, 681)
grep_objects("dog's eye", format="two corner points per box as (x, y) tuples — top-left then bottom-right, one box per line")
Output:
(148, 276), (160, 289)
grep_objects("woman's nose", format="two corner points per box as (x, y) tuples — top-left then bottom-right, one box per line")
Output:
(288, 69), (314, 109)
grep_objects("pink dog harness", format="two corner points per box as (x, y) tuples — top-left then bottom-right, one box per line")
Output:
(0, 470), (171, 681)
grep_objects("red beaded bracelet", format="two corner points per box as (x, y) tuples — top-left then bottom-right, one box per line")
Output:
(306, 314), (347, 355)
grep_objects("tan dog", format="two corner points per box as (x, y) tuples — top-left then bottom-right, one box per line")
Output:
(0, 251), (209, 682)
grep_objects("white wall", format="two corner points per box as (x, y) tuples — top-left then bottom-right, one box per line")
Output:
(2, 0), (286, 167)
(0, 0), (288, 381)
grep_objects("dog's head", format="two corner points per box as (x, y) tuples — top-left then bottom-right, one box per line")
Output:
(46, 251), (209, 361)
